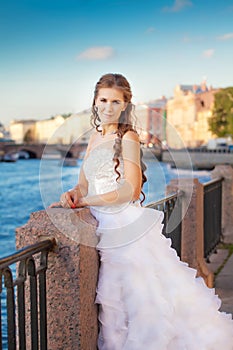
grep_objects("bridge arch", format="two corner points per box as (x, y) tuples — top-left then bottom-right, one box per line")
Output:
(19, 148), (37, 159)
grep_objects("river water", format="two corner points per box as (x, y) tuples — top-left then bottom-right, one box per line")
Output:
(0, 157), (211, 348)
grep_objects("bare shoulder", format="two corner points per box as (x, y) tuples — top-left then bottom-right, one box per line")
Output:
(122, 130), (140, 143)
(122, 130), (140, 159)
(87, 131), (99, 147)
(89, 130), (99, 142)
(84, 131), (99, 158)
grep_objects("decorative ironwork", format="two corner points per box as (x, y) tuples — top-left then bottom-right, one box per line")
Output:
(146, 191), (183, 257)
(203, 177), (223, 260)
(0, 238), (56, 350)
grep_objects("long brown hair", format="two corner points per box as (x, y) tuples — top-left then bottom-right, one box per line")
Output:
(91, 73), (147, 204)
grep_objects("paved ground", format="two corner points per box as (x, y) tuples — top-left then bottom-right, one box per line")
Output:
(207, 249), (233, 317)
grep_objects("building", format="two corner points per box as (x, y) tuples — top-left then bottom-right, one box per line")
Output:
(166, 81), (217, 148)
(34, 115), (65, 143)
(8, 83), (218, 149)
(10, 116), (66, 144)
(193, 90), (217, 146)
(0, 122), (12, 141)
(47, 110), (92, 145)
(9, 111), (92, 145)
(9, 119), (37, 143)
(135, 98), (167, 147)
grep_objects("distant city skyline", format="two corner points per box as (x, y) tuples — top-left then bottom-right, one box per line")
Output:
(1, 0), (233, 126)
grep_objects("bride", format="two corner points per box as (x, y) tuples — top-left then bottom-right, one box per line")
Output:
(50, 73), (233, 349)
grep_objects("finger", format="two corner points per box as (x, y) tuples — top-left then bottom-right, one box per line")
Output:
(49, 201), (61, 208)
(65, 192), (75, 208)
(60, 192), (75, 208)
(73, 192), (79, 206)
(60, 198), (69, 208)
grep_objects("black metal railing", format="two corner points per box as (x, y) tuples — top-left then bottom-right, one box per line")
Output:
(146, 191), (183, 257)
(0, 238), (56, 350)
(203, 177), (223, 260)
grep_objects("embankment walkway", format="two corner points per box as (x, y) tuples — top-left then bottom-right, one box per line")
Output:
(208, 249), (233, 316)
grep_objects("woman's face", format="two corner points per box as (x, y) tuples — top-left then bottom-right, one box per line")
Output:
(95, 87), (126, 125)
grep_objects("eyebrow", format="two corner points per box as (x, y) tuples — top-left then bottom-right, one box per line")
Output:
(99, 96), (124, 102)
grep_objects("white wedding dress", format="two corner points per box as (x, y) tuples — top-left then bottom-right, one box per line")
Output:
(83, 142), (233, 350)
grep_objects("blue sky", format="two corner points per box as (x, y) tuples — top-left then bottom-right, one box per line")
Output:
(1, 0), (233, 126)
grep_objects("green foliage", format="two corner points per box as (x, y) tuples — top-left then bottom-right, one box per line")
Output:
(209, 87), (233, 137)
(23, 129), (34, 143)
(61, 113), (72, 119)
(50, 113), (72, 120)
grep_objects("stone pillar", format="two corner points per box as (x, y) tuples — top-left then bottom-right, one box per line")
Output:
(211, 165), (233, 243)
(16, 208), (99, 350)
(167, 178), (214, 288)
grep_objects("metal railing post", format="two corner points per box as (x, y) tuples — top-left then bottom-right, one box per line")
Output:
(0, 238), (56, 350)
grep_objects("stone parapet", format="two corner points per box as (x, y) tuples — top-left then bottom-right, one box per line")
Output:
(167, 178), (214, 287)
(16, 208), (99, 350)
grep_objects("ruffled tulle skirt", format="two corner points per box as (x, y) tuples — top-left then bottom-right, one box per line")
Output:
(90, 204), (233, 350)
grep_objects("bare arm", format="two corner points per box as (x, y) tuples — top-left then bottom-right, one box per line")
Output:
(59, 132), (98, 208)
(49, 165), (89, 208)
(62, 166), (88, 207)
(49, 133), (94, 208)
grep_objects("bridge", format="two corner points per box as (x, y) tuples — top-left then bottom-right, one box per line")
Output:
(162, 148), (233, 169)
(0, 142), (87, 159)
(1, 142), (233, 169)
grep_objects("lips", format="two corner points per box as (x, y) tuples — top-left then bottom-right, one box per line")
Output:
(103, 114), (114, 118)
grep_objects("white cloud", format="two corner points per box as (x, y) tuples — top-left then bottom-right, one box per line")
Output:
(77, 46), (115, 61)
(182, 35), (191, 43)
(146, 27), (156, 34)
(163, 0), (193, 12)
(182, 35), (205, 43)
(202, 49), (215, 58)
(217, 33), (233, 41)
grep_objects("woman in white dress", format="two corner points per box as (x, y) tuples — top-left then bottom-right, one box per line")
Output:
(51, 73), (233, 349)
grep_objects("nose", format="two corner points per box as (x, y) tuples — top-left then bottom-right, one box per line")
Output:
(105, 102), (113, 112)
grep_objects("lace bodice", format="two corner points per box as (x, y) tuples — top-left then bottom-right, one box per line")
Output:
(83, 146), (124, 198)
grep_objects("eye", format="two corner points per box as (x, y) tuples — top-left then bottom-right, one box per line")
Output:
(113, 100), (121, 104)
(100, 98), (107, 103)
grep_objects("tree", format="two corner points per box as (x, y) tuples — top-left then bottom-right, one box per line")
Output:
(50, 113), (72, 120)
(23, 129), (34, 143)
(209, 87), (233, 137)
(61, 113), (72, 119)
